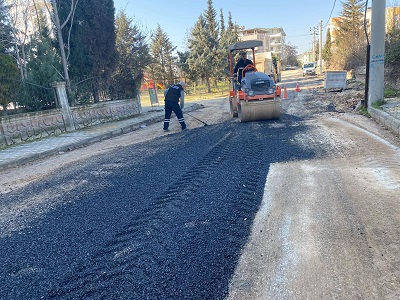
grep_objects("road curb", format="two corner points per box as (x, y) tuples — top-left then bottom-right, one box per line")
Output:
(369, 107), (400, 137)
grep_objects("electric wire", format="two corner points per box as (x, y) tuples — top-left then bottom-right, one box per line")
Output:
(324, 0), (337, 28)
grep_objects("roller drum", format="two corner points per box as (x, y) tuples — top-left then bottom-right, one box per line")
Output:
(238, 99), (282, 122)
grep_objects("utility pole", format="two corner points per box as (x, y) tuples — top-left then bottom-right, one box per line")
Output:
(368, 0), (386, 106)
(313, 29), (316, 62)
(310, 27), (318, 62)
(319, 20), (323, 74)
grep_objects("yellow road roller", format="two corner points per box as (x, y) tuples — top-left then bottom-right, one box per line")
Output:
(228, 40), (282, 122)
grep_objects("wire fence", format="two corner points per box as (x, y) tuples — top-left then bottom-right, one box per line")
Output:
(68, 76), (142, 106)
(69, 77), (111, 105)
(0, 76), (134, 115)
(139, 81), (230, 108)
(0, 79), (56, 115)
(1, 77), (231, 115)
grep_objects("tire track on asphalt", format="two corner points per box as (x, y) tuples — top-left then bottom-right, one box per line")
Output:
(49, 132), (242, 299)
(2, 118), (314, 299)
(49, 125), (274, 298)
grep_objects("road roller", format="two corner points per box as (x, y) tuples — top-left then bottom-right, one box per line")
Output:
(228, 40), (282, 122)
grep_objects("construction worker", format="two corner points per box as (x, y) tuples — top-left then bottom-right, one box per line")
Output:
(163, 82), (188, 132)
(233, 51), (253, 89)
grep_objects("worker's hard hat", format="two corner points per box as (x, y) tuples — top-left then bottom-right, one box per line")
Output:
(178, 81), (187, 87)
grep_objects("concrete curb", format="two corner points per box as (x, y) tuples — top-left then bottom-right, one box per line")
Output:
(369, 107), (400, 137)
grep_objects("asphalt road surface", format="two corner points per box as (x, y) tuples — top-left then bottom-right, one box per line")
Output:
(0, 70), (399, 299)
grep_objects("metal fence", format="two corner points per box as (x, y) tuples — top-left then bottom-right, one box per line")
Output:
(1, 78), (142, 148)
(0, 79), (56, 114)
(69, 76), (134, 106)
(0, 77), (127, 115)
(69, 77), (108, 105)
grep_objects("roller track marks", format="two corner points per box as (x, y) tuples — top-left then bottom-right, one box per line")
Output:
(50, 132), (250, 299)
(49, 126), (274, 299)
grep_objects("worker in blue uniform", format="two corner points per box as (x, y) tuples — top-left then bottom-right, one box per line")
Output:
(233, 51), (253, 90)
(163, 82), (188, 132)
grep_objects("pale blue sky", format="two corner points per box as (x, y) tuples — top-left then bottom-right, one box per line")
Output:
(113, 0), (343, 54)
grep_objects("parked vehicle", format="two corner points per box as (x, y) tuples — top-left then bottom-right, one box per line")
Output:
(302, 62), (316, 76)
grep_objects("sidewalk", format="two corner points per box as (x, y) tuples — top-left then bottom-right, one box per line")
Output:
(0, 102), (203, 170)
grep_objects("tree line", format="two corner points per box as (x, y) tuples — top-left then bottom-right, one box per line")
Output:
(0, 0), (239, 113)
(1, 0), (399, 114)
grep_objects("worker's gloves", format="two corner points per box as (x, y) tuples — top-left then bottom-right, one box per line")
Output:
(180, 103), (184, 110)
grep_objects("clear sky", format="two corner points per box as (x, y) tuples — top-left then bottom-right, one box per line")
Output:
(113, 0), (343, 54)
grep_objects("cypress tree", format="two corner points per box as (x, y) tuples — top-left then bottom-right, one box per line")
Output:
(323, 30), (333, 68)
(203, 0), (219, 91)
(149, 24), (176, 87)
(59, 0), (117, 103)
(187, 15), (208, 88)
(188, 0), (221, 92)
(218, 10), (238, 79)
(0, 0), (12, 52)
(26, 11), (62, 87)
(0, 0), (20, 113)
(113, 11), (150, 99)
(333, 0), (367, 69)
(23, 12), (62, 109)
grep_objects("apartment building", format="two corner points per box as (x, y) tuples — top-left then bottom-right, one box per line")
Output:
(327, 8), (370, 44)
(328, 6), (400, 44)
(238, 27), (286, 59)
(386, 6), (400, 30)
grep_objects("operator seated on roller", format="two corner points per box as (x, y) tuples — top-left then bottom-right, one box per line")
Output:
(233, 51), (253, 90)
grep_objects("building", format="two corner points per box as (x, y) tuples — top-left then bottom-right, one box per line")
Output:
(328, 6), (400, 44)
(238, 27), (286, 59)
(300, 51), (313, 64)
(386, 6), (400, 30)
(327, 9), (370, 45)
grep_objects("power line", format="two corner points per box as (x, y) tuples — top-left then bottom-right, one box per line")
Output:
(286, 33), (313, 38)
(286, 1), (337, 42)
(324, 0), (337, 27)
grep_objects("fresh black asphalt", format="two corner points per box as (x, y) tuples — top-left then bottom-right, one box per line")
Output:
(0, 114), (324, 299)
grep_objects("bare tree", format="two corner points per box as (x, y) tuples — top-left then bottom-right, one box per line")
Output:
(4, 0), (32, 79)
(43, 0), (78, 92)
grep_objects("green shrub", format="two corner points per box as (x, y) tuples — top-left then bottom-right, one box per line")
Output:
(384, 87), (400, 98)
